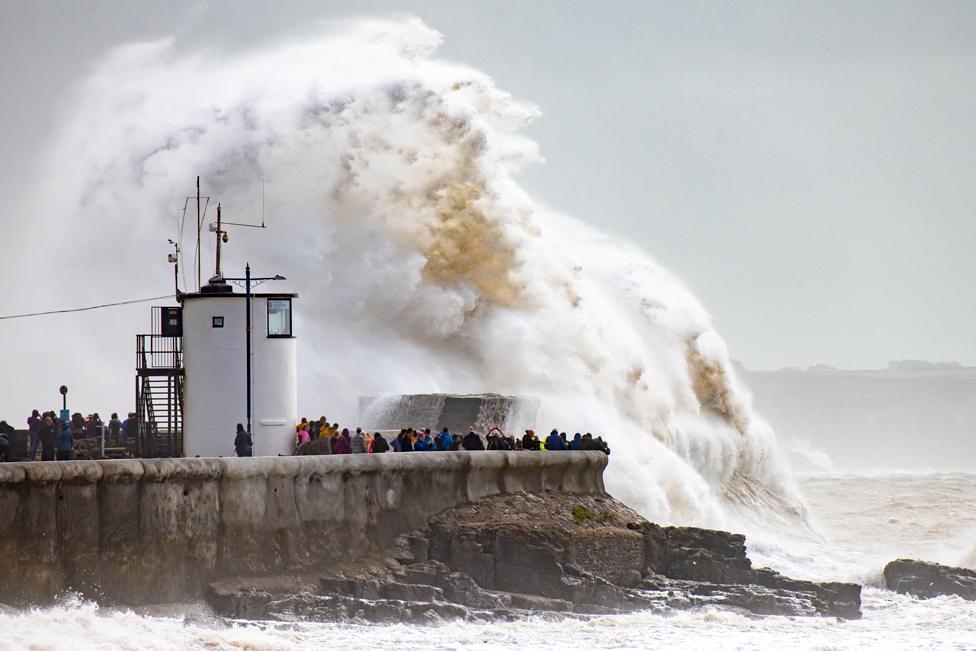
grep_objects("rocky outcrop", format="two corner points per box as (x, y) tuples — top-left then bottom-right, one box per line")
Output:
(884, 559), (976, 600)
(645, 523), (860, 618)
(207, 492), (861, 622)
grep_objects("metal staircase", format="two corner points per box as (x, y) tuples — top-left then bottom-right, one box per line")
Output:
(135, 315), (184, 457)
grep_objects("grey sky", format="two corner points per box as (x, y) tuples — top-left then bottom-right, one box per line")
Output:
(1, 0), (973, 370)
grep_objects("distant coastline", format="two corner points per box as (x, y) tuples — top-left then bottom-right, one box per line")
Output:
(735, 360), (976, 472)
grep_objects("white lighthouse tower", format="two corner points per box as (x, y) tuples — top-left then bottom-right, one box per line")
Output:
(134, 180), (298, 458)
(180, 274), (298, 457)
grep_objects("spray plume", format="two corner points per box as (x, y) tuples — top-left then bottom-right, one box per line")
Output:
(22, 18), (805, 532)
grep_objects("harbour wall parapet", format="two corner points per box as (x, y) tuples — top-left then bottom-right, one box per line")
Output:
(0, 451), (607, 605)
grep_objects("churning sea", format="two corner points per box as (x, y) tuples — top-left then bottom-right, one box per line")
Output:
(3, 472), (975, 651)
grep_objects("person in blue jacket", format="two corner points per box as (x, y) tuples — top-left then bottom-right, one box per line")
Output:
(435, 428), (452, 451)
(414, 430), (434, 451)
(545, 429), (567, 450)
(57, 421), (74, 461)
(570, 433), (583, 450)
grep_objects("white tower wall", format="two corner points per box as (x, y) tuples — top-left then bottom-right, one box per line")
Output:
(182, 294), (297, 457)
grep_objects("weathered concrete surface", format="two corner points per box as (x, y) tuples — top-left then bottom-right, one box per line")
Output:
(0, 451), (606, 606)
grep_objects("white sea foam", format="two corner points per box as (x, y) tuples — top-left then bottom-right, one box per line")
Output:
(6, 589), (976, 651)
(14, 17), (802, 532)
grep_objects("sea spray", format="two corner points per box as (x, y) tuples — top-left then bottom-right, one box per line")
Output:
(19, 17), (802, 532)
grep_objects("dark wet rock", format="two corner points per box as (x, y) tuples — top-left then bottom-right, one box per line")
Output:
(884, 559), (976, 600)
(378, 581), (444, 602)
(751, 567), (862, 619)
(206, 575), (312, 619)
(204, 493), (862, 622)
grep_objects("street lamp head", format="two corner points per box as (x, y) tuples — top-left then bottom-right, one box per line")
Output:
(273, 275), (286, 281)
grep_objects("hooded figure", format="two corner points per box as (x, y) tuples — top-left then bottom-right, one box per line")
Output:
(333, 429), (352, 454)
(234, 423), (252, 457)
(71, 413), (85, 438)
(461, 429), (485, 451)
(27, 409), (41, 460)
(121, 413), (137, 441)
(0, 423), (10, 462)
(108, 413), (123, 443)
(414, 431), (434, 451)
(486, 427), (507, 450)
(351, 428), (367, 454)
(435, 428), (452, 451)
(545, 429), (566, 451)
(296, 424), (311, 449)
(57, 422), (74, 460)
(397, 430), (413, 452)
(40, 417), (57, 461)
(570, 433), (583, 450)
(580, 434), (611, 455)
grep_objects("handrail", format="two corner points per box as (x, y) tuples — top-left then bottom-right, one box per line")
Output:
(136, 334), (183, 370)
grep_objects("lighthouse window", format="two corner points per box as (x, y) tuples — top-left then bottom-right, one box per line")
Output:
(267, 297), (292, 337)
(212, 316), (224, 328)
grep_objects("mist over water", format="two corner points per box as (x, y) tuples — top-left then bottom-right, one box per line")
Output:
(11, 18), (802, 532)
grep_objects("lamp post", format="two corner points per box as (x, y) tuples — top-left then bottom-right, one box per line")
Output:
(224, 265), (286, 442)
(59, 385), (68, 422)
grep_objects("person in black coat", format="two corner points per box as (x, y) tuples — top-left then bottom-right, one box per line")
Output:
(398, 429), (414, 452)
(234, 423), (252, 457)
(372, 433), (390, 453)
(580, 433), (610, 455)
(461, 429), (485, 451)
(521, 429), (541, 451)
(0, 424), (9, 462)
(40, 416), (57, 461)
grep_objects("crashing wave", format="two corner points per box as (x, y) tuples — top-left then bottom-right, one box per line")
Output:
(28, 17), (805, 532)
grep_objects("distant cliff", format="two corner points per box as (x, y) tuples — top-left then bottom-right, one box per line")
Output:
(738, 363), (976, 471)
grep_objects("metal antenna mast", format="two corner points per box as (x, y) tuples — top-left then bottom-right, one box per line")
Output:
(195, 176), (201, 291)
(215, 203), (223, 278)
(179, 178), (209, 292)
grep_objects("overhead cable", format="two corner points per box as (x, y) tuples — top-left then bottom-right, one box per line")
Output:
(0, 295), (173, 321)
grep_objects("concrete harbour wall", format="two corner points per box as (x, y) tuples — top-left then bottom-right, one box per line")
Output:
(0, 451), (607, 606)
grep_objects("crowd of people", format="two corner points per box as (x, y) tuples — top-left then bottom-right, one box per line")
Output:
(0, 409), (137, 462)
(231, 416), (612, 457)
(1, 408), (611, 462)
